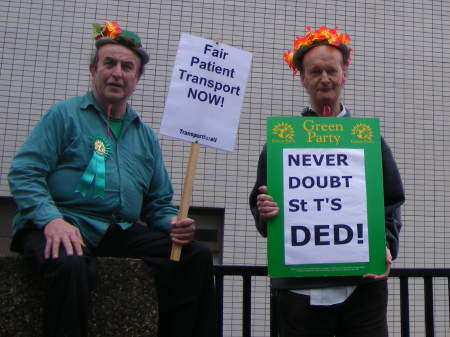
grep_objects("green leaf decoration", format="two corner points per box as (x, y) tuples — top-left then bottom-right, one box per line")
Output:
(92, 23), (105, 39)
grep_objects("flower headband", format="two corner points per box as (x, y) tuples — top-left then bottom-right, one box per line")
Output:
(92, 21), (142, 46)
(283, 26), (352, 75)
(91, 21), (149, 65)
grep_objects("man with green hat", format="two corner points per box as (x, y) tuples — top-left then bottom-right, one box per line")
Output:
(8, 21), (216, 337)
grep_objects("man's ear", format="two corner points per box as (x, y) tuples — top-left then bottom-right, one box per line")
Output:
(135, 61), (143, 82)
(89, 63), (96, 78)
(342, 65), (348, 84)
(300, 72), (306, 88)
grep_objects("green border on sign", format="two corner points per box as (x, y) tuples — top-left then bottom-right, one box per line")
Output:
(267, 116), (386, 278)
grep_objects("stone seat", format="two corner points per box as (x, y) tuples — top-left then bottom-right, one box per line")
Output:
(0, 256), (158, 337)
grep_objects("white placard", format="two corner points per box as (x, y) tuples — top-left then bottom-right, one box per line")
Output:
(283, 148), (369, 265)
(160, 33), (252, 152)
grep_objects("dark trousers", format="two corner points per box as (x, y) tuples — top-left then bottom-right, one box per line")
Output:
(276, 280), (388, 337)
(16, 223), (216, 337)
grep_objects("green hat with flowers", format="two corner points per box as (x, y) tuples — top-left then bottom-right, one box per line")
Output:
(92, 21), (149, 65)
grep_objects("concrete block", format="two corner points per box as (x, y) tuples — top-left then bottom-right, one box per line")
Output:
(0, 256), (158, 337)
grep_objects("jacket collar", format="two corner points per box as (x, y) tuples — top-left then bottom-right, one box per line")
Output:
(80, 91), (140, 123)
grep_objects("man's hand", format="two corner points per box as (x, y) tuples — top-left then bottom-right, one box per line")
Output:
(363, 247), (392, 280)
(44, 218), (85, 259)
(257, 186), (279, 219)
(170, 216), (195, 245)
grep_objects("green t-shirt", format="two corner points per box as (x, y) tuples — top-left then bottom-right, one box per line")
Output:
(109, 117), (123, 139)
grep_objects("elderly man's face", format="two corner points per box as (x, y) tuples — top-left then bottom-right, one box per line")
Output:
(90, 44), (141, 109)
(300, 45), (347, 109)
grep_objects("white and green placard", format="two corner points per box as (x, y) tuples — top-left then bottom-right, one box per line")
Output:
(267, 116), (386, 278)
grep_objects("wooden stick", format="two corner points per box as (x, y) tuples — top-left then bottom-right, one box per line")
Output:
(170, 142), (201, 261)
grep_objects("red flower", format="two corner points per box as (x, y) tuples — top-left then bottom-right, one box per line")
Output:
(103, 21), (122, 40)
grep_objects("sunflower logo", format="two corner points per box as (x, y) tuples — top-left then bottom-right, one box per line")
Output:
(351, 123), (373, 142)
(272, 122), (295, 141)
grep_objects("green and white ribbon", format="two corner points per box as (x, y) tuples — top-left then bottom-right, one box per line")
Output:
(75, 136), (111, 198)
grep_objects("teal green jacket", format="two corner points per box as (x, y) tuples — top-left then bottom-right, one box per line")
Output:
(8, 92), (178, 246)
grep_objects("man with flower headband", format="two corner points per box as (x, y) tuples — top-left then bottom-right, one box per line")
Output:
(8, 21), (215, 337)
(250, 26), (404, 336)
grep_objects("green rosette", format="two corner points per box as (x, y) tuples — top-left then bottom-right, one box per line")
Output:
(75, 136), (111, 198)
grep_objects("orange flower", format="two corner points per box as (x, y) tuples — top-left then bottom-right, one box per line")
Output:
(103, 21), (122, 40)
(283, 26), (352, 75)
(283, 50), (297, 75)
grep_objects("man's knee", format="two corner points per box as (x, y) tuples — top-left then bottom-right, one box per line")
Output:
(185, 240), (213, 264)
(44, 254), (96, 282)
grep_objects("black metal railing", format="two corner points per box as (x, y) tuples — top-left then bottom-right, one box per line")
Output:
(214, 266), (450, 337)
(390, 268), (450, 337)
